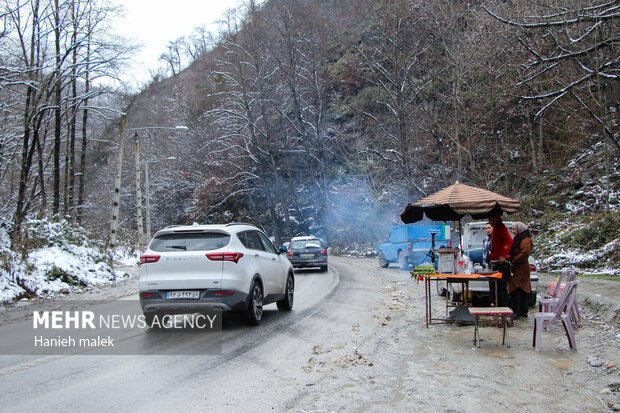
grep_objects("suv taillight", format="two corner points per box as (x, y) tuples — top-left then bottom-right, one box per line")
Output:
(206, 252), (244, 264)
(139, 255), (160, 265)
(529, 264), (536, 272)
(320, 249), (327, 254)
(287, 250), (293, 256)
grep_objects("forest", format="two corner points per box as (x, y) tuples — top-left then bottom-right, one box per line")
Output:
(0, 0), (618, 253)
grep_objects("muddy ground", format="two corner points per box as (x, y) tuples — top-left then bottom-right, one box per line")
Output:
(295, 257), (620, 412)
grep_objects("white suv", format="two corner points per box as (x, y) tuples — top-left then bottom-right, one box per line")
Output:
(139, 223), (294, 326)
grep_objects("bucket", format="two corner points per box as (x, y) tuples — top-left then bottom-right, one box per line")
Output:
(548, 281), (566, 296)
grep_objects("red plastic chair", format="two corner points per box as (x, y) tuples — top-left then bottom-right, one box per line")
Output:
(532, 281), (578, 352)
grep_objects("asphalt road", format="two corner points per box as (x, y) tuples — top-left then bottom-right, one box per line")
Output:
(0, 265), (342, 412)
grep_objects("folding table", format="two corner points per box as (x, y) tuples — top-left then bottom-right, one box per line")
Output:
(419, 272), (502, 328)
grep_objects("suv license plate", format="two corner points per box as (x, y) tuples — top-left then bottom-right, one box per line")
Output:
(166, 291), (199, 299)
(301, 254), (314, 258)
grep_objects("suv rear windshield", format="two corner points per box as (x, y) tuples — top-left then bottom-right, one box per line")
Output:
(150, 232), (230, 252)
(291, 239), (322, 249)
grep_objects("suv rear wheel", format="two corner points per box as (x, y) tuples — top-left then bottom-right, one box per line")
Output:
(246, 280), (263, 325)
(277, 273), (294, 311)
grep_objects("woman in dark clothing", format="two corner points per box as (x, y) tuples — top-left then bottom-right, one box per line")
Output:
(507, 222), (533, 319)
(488, 213), (512, 307)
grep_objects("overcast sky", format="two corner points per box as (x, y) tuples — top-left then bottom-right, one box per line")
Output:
(111, 0), (241, 88)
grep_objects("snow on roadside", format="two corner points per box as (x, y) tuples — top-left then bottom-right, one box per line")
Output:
(113, 247), (139, 267)
(0, 219), (136, 303)
(27, 245), (113, 291)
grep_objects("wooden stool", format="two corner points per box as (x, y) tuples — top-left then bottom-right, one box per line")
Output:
(468, 307), (514, 348)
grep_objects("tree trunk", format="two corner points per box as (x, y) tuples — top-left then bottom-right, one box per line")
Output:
(453, 66), (462, 181)
(63, 123), (69, 216)
(527, 107), (539, 173)
(13, 1), (41, 242)
(66, 1), (78, 219)
(537, 115), (544, 171)
(52, 0), (62, 217)
(77, 73), (89, 223)
(67, 69), (77, 218)
(36, 128), (47, 213)
(77, 22), (92, 224)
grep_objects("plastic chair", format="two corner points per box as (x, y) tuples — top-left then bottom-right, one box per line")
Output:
(532, 281), (578, 352)
(539, 269), (580, 327)
(563, 270), (581, 323)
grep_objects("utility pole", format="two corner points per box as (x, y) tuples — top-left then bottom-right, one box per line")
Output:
(134, 132), (144, 252)
(144, 160), (151, 245)
(109, 113), (126, 251)
(110, 123), (187, 255)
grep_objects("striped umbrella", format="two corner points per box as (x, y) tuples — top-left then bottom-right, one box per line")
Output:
(400, 183), (520, 223)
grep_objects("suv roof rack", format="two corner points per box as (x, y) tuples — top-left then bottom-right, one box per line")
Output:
(225, 222), (255, 227)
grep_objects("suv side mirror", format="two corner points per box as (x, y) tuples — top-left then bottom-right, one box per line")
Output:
(278, 245), (288, 254)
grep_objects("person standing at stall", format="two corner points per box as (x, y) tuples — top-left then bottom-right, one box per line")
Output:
(483, 222), (495, 302)
(507, 222), (532, 319)
(488, 213), (512, 306)
(482, 223), (493, 267)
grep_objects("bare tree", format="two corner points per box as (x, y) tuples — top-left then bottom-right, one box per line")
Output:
(204, 0), (288, 242)
(261, 0), (339, 236)
(482, 0), (619, 151)
(482, 0), (619, 208)
(348, 0), (435, 199)
(159, 38), (183, 77)
(8, 0), (50, 239)
(183, 25), (215, 60)
(1, 0), (131, 240)
(428, 1), (522, 187)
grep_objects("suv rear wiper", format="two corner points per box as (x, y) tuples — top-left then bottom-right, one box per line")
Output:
(166, 245), (187, 250)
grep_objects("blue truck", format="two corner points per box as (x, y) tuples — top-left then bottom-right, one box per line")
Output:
(377, 223), (452, 270)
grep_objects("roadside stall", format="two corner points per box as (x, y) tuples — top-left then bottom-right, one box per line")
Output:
(417, 272), (502, 327)
(401, 182), (521, 328)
